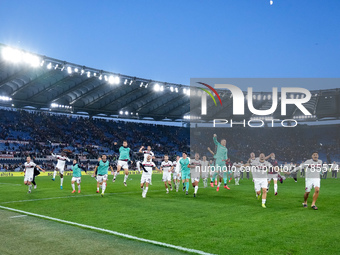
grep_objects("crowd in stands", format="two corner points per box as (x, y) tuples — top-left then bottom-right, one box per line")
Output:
(191, 124), (340, 165)
(0, 108), (339, 171)
(0, 108), (189, 170)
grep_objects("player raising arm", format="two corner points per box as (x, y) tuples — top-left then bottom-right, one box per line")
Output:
(94, 154), (113, 197)
(23, 156), (45, 193)
(51, 151), (70, 190)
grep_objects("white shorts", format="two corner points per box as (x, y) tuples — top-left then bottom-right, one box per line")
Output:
(191, 177), (200, 183)
(118, 160), (129, 170)
(268, 174), (278, 181)
(254, 178), (268, 192)
(305, 178), (320, 192)
(56, 163), (65, 174)
(162, 172), (171, 182)
(96, 174), (108, 183)
(173, 172), (181, 180)
(141, 174), (152, 184)
(24, 172), (33, 182)
(72, 177), (81, 184)
(201, 170), (209, 179)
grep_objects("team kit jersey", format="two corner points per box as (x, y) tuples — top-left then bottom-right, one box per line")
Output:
(142, 150), (154, 162)
(179, 157), (190, 180)
(118, 146), (131, 169)
(190, 158), (201, 183)
(213, 137), (228, 169)
(173, 160), (181, 179)
(303, 159), (323, 192)
(141, 161), (156, 183)
(24, 162), (36, 182)
(251, 159), (272, 191)
(54, 155), (70, 174)
(200, 160), (209, 179)
(72, 163), (85, 183)
(96, 160), (110, 182)
(267, 157), (279, 180)
(161, 161), (173, 182)
(233, 162), (242, 178)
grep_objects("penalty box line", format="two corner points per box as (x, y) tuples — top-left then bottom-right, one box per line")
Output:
(0, 190), (164, 205)
(0, 205), (214, 255)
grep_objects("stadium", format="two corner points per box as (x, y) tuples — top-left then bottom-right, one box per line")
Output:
(1, 2), (340, 255)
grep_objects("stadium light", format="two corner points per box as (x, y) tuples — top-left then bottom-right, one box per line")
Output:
(40, 60), (45, 67)
(115, 76), (120, 84)
(125, 111), (128, 115)
(175, 87), (178, 93)
(93, 73), (97, 77)
(160, 85), (164, 92)
(145, 83), (148, 88)
(140, 82), (144, 87)
(87, 71), (91, 78)
(81, 69), (85, 75)
(108, 75), (115, 84)
(0, 96), (12, 101)
(119, 110), (123, 115)
(153, 83), (160, 92)
(54, 64), (59, 70)
(170, 86), (174, 92)
(124, 79), (128, 85)
(99, 75), (102, 80)
(268, 94), (271, 100)
(74, 68), (79, 73)
(257, 94), (261, 100)
(129, 80), (133, 85)
(67, 66), (72, 74)
(47, 62), (52, 69)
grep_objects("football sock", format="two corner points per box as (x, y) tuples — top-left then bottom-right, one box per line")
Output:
(102, 183), (106, 193)
(124, 174), (128, 183)
(194, 185), (198, 194)
(185, 181), (189, 191)
(60, 178), (64, 186)
(274, 184), (278, 193)
(71, 183), (75, 190)
(262, 199), (266, 204)
(53, 171), (56, 179)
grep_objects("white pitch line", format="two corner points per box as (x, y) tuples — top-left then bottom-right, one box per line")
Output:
(0, 183), (22, 186)
(9, 215), (27, 218)
(0, 190), (164, 204)
(0, 205), (214, 255)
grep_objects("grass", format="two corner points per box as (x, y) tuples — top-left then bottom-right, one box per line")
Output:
(0, 174), (339, 255)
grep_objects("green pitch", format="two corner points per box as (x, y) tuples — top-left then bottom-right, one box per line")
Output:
(0, 174), (339, 255)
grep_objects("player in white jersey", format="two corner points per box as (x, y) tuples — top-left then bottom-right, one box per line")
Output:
(301, 152), (323, 210)
(233, 161), (243, 185)
(140, 155), (161, 198)
(160, 155), (173, 193)
(247, 153), (272, 208)
(24, 156), (45, 193)
(190, 153), (201, 197)
(51, 152), (70, 189)
(201, 156), (209, 188)
(331, 161), (338, 179)
(173, 156), (181, 192)
(137, 146), (155, 171)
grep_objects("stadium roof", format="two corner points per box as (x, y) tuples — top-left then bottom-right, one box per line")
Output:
(0, 43), (190, 121)
(0, 43), (339, 123)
